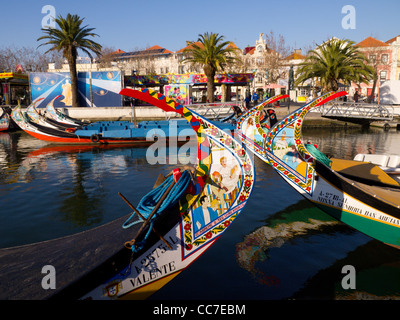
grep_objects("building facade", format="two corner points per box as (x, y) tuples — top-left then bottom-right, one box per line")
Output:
(354, 36), (393, 99)
(47, 33), (400, 104)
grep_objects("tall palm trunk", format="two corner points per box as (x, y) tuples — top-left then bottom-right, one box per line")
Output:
(67, 48), (80, 107)
(205, 65), (215, 103)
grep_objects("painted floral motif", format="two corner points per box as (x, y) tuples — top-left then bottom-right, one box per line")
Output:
(182, 115), (254, 254)
(264, 92), (339, 195)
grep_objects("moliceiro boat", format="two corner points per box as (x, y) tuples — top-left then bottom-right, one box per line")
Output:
(236, 94), (289, 163)
(0, 88), (255, 300)
(0, 107), (12, 132)
(11, 96), (238, 145)
(260, 91), (400, 249)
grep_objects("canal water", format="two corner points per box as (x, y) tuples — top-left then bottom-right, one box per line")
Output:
(1, 125), (400, 300)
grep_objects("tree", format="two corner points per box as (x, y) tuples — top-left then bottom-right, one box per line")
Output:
(182, 32), (239, 102)
(295, 38), (374, 92)
(37, 13), (102, 107)
(263, 31), (293, 85)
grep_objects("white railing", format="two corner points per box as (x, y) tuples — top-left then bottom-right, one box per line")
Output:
(318, 102), (394, 121)
(165, 101), (244, 121)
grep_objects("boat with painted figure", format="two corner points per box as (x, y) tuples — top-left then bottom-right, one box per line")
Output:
(260, 91), (400, 249)
(235, 94), (288, 163)
(0, 87), (255, 300)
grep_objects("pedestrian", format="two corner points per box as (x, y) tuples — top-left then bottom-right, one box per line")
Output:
(252, 92), (259, 106)
(244, 95), (250, 109)
(354, 91), (359, 103)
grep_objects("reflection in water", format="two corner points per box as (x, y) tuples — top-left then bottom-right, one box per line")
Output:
(235, 200), (339, 286)
(291, 240), (400, 300)
(1, 126), (400, 299)
(0, 131), (193, 248)
(302, 126), (400, 159)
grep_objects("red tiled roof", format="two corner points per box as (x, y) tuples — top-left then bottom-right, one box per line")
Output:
(176, 42), (204, 53)
(244, 47), (255, 55)
(145, 45), (173, 54)
(112, 49), (125, 54)
(226, 42), (239, 50)
(386, 35), (400, 44)
(284, 52), (306, 60)
(356, 37), (389, 48)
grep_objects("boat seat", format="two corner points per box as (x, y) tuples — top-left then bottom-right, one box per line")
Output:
(387, 155), (400, 168)
(330, 158), (400, 188)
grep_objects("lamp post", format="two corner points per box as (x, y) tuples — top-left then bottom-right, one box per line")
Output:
(131, 69), (137, 126)
(89, 57), (93, 108)
(288, 64), (294, 113)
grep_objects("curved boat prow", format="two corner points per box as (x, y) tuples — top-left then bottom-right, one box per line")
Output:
(54, 88), (255, 300)
(263, 91), (347, 195)
(262, 90), (400, 249)
(236, 94), (288, 163)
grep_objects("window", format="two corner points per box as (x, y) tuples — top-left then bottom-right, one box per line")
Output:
(381, 54), (388, 64)
(380, 70), (387, 80)
(369, 54), (376, 64)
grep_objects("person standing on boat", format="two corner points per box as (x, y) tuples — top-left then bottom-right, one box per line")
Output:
(193, 195), (219, 233)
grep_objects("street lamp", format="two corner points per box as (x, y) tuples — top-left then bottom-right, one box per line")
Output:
(288, 65), (294, 113)
(131, 69), (137, 126)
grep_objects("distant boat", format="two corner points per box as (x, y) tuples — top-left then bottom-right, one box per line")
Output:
(0, 107), (12, 132)
(11, 96), (240, 145)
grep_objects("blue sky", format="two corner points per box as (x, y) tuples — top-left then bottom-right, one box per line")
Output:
(1, 0), (399, 54)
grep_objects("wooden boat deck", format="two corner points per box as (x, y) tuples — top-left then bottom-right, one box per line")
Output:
(353, 180), (400, 208)
(330, 158), (400, 188)
(0, 214), (136, 300)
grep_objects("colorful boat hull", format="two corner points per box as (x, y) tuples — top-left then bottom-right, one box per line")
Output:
(12, 98), (236, 145)
(262, 92), (400, 249)
(46, 88), (255, 300)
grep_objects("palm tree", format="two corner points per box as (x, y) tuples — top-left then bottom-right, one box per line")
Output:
(295, 38), (374, 93)
(183, 32), (239, 102)
(38, 13), (102, 107)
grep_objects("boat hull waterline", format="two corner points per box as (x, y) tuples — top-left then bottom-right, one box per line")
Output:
(11, 98), (237, 145)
